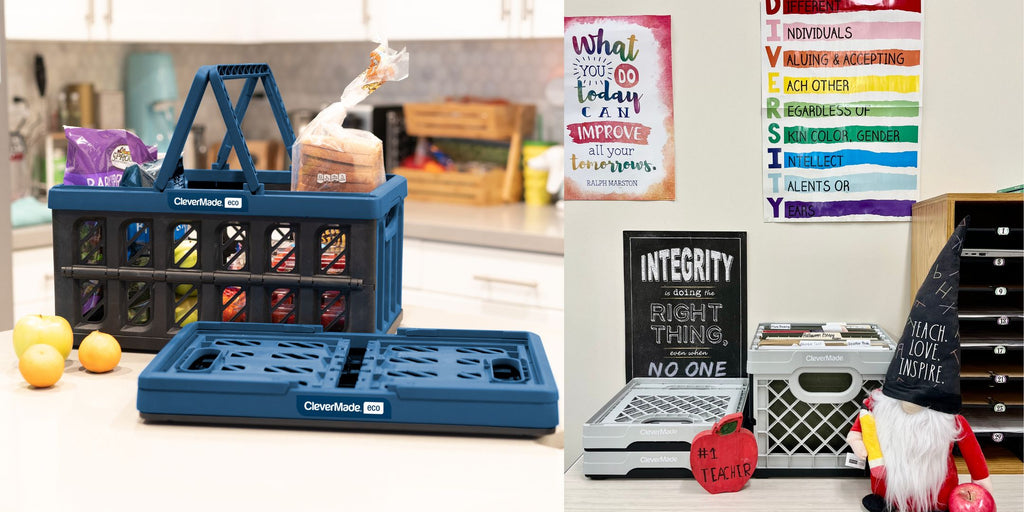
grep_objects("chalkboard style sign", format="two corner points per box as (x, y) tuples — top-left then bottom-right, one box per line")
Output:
(623, 231), (747, 381)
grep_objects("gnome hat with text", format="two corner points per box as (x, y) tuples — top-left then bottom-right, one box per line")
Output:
(883, 217), (969, 414)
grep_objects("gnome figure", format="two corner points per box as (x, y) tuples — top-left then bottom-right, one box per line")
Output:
(847, 218), (992, 512)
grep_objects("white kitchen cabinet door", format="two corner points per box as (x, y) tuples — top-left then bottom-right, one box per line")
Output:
(252, 0), (368, 42)
(11, 247), (55, 319)
(369, 0), (513, 40)
(104, 0), (238, 42)
(4, 0), (96, 41)
(414, 240), (563, 310)
(518, 0), (562, 39)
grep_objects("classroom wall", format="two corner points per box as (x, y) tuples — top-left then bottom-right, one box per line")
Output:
(563, 0), (1024, 469)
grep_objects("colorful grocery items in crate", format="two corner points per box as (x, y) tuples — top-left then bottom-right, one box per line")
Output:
(291, 40), (409, 193)
(847, 219), (993, 512)
(12, 314), (122, 387)
(63, 126), (158, 187)
(50, 63), (406, 352)
(689, 413), (757, 494)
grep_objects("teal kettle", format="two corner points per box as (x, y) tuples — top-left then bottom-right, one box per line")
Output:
(124, 52), (178, 153)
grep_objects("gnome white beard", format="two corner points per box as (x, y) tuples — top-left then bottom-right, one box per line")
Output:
(871, 389), (960, 512)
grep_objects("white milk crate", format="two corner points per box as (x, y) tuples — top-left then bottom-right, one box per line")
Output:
(747, 323), (896, 476)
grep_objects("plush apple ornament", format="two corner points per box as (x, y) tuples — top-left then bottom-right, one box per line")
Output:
(689, 412), (757, 494)
(950, 483), (996, 512)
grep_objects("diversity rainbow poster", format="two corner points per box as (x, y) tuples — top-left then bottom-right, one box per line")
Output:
(564, 15), (675, 201)
(761, 0), (923, 222)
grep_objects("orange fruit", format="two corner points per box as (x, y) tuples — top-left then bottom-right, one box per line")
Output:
(19, 344), (65, 388)
(78, 331), (122, 373)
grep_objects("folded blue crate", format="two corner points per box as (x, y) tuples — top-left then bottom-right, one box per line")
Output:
(137, 322), (559, 436)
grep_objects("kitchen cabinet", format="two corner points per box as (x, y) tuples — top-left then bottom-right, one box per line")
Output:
(3, 0), (239, 42)
(518, 0), (564, 38)
(4, 0), (95, 41)
(371, 0), (513, 40)
(404, 239), (563, 311)
(103, 0), (236, 42)
(5, 0), (560, 42)
(11, 246), (55, 320)
(248, 0), (369, 43)
(371, 0), (562, 40)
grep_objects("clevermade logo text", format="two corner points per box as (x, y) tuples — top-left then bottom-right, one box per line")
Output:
(173, 197), (223, 208)
(168, 193), (247, 212)
(640, 456), (679, 464)
(805, 354), (844, 363)
(640, 428), (678, 436)
(297, 396), (390, 419)
(304, 401), (362, 413)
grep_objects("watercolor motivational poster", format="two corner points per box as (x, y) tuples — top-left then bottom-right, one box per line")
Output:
(762, 0), (923, 221)
(564, 15), (675, 201)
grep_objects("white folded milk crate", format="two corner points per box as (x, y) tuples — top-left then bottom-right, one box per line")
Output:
(747, 323), (896, 476)
(582, 378), (749, 478)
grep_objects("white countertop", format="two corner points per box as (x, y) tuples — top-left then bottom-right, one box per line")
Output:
(0, 303), (564, 512)
(404, 201), (564, 255)
(564, 456), (1023, 511)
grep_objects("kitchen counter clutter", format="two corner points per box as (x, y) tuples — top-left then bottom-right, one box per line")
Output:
(0, 301), (564, 511)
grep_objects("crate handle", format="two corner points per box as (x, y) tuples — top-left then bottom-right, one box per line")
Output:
(786, 368), (864, 405)
(155, 64), (296, 195)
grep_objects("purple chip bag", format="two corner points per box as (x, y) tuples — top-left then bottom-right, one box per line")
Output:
(63, 127), (159, 187)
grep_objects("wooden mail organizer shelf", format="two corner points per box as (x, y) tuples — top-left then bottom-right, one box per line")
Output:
(912, 193), (1024, 469)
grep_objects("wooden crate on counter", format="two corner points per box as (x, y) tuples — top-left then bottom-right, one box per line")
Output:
(394, 167), (509, 206)
(397, 102), (535, 205)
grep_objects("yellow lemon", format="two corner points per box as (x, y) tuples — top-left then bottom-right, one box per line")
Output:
(174, 296), (199, 326)
(19, 344), (65, 388)
(173, 240), (199, 296)
(78, 331), (122, 373)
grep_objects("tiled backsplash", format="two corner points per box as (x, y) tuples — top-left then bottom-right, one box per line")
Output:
(5, 38), (564, 146)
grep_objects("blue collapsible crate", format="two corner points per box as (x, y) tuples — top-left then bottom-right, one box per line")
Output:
(137, 322), (559, 436)
(48, 64), (406, 351)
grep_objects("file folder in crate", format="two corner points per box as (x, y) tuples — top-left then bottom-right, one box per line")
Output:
(48, 64), (406, 351)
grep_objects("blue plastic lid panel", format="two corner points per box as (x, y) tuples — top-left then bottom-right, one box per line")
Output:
(137, 322), (559, 431)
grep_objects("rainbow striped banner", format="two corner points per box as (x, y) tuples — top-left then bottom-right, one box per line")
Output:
(780, 173), (917, 193)
(763, 0), (922, 221)
(783, 125), (918, 144)
(783, 22), (921, 41)
(783, 101), (919, 118)
(783, 75), (919, 94)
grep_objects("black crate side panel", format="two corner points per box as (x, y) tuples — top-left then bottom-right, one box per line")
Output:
(54, 211), (390, 351)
